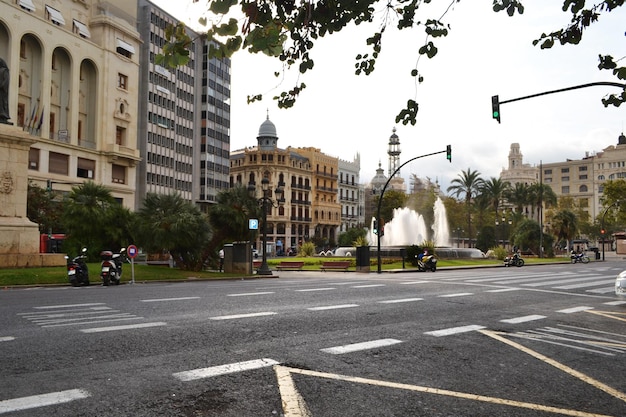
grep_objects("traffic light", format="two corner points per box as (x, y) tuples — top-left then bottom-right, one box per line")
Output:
(446, 145), (452, 163)
(373, 219), (378, 235)
(492, 95), (501, 123)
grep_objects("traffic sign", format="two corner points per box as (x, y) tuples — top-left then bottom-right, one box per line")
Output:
(127, 244), (138, 259)
(249, 219), (259, 230)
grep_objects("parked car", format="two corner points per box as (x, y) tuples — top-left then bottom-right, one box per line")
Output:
(615, 270), (626, 296)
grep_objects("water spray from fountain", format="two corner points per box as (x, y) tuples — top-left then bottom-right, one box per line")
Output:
(368, 197), (450, 247)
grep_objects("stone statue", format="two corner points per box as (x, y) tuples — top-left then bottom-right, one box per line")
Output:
(0, 57), (10, 124)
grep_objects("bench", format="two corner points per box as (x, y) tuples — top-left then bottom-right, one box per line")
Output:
(321, 261), (351, 271)
(275, 261), (305, 271)
(253, 260), (262, 269)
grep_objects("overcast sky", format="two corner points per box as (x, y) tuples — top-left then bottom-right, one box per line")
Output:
(153, 1), (626, 192)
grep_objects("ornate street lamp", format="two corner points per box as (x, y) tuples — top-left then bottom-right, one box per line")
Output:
(248, 178), (284, 275)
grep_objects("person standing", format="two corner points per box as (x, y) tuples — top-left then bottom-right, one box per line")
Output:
(218, 248), (224, 272)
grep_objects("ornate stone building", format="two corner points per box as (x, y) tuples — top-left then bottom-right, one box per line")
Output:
(230, 115), (341, 253)
(1, 0), (141, 208)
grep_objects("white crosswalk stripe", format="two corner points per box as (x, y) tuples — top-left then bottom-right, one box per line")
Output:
(438, 269), (617, 294)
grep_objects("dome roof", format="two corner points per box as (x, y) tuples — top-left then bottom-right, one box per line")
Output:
(258, 115), (277, 138)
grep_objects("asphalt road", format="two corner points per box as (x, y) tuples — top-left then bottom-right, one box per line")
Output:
(1, 262), (625, 416)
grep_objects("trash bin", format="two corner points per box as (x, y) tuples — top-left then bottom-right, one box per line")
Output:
(356, 246), (370, 273)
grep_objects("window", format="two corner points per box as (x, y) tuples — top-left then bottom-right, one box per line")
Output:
(579, 185), (588, 193)
(118, 73), (128, 90)
(116, 126), (126, 145)
(561, 186), (570, 194)
(112, 164), (126, 184)
(77, 158), (95, 179)
(72, 19), (90, 38)
(49, 112), (55, 138)
(578, 166), (587, 171)
(116, 39), (135, 58)
(28, 148), (39, 170)
(49, 151), (69, 175)
(561, 167), (569, 173)
(544, 169), (552, 175)
(561, 176), (569, 182)
(45, 5), (65, 26)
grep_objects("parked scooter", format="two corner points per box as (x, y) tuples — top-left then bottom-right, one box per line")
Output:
(100, 248), (126, 286)
(504, 252), (525, 267)
(65, 247), (90, 286)
(418, 253), (437, 272)
(570, 250), (590, 264)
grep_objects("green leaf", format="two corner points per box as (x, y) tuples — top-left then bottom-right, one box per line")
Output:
(209, 0), (237, 15)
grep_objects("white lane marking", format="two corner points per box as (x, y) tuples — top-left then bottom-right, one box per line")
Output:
(141, 297), (201, 302)
(321, 338), (403, 354)
(0, 389), (91, 414)
(399, 281), (430, 285)
(227, 292), (275, 297)
(0, 336), (15, 342)
(604, 300), (626, 306)
(351, 284), (386, 288)
(80, 322), (167, 333)
(438, 293), (474, 298)
(425, 325), (486, 337)
(500, 315), (546, 324)
(33, 303), (105, 309)
(522, 275), (604, 287)
(378, 298), (424, 304)
(587, 287), (617, 294)
(554, 279), (614, 290)
(42, 316), (143, 328)
(485, 288), (521, 293)
(173, 358), (279, 381)
(34, 313), (134, 325)
(557, 306), (594, 314)
(210, 312), (276, 320)
(295, 288), (336, 292)
(307, 304), (359, 311)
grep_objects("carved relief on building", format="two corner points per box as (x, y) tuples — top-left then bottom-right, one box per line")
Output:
(0, 171), (14, 194)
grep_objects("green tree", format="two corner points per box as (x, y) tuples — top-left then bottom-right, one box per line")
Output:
(134, 193), (210, 271)
(373, 189), (408, 226)
(159, 1), (625, 125)
(209, 185), (260, 243)
(447, 168), (484, 245)
(480, 177), (511, 216)
(62, 182), (131, 259)
(504, 182), (532, 215)
(27, 182), (64, 235)
(551, 209), (579, 250)
(512, 218), (554, 256)
(528, 183), (557, 220)
(338, 227), (367, 247)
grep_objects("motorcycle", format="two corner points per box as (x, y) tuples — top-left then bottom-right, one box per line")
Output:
(65, 247), (90, 286)
(418, 254), (437, 272)
(100, 248), (126, 286)
(570, 251), (590, 264)
(504, 252), (524, 267)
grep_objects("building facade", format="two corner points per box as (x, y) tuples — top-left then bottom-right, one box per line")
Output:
(500, 136), (626, 223)
(136, 0), (231, 209)
(338, 154), (365, 234)
(1, 0), (141, 207)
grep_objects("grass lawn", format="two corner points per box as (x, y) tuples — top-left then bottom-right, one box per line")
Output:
(0, 255), (571, 287)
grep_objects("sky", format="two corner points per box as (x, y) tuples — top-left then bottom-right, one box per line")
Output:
(153, 1), (626, 192)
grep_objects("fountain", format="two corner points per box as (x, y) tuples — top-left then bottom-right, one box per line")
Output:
(367, 197), (450, 247)
(336, 196), (484, 259)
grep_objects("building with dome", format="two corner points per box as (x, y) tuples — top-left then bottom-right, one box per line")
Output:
(230, 115), (341, 254)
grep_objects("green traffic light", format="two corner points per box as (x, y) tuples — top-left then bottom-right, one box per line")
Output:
(493, 111), (499, 118)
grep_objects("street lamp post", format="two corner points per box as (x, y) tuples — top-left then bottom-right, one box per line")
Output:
(455, 227), (463, 248)
(601, 200), (621, 261)
(248, 178), (284, 275)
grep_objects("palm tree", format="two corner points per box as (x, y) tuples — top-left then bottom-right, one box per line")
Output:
(208, 185), (260, 242)
(504, 182), (531, 216)
(62, 181), (129, 257)
(480, 177), (511, 216)
(447, 169), (484, 246)
(135, 193), (210, 270)
(528, 183), (557, 221)
(551, 209), (578, 250)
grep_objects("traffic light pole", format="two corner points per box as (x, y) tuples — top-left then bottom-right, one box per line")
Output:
(376, 147), (451, 274)
(493, 81), (626, 122)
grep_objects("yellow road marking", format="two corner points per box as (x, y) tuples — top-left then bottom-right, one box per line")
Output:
(275, 365), (311, 417)
(274, 365), (614, 417)
(480, 330), (626, 403)
(586, 310), (626, 323)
